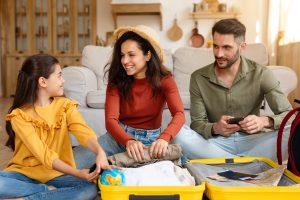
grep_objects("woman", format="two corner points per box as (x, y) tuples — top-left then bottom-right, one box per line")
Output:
(74, 25), (185, 168)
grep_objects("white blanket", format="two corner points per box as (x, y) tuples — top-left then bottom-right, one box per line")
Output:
(122, 161), (195, 186)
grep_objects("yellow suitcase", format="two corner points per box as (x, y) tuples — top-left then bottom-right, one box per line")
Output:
(98, 160), (205, 200)
(189, 157), (300, 200)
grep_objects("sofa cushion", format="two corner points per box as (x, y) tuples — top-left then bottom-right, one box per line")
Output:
(267, 65), (298, 94)
(163, 49), (173, 72)
(260, 65), (298, 116)
(180, 92), (191, 109)
(82, 45), (113, 91)
(173, 47), (214, 109)
(87, 90), (106, 109)
(242, 43), (268, 66)
(62, 66), (98, 107)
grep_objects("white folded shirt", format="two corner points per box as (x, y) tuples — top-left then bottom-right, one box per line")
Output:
(122, 161), (195, 186)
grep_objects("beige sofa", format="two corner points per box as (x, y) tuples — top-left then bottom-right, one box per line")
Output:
(62, 44), (297, 145)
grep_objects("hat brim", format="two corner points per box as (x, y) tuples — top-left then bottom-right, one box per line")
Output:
(114, 26), (164, 62)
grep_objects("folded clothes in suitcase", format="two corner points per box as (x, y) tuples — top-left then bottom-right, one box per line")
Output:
(99, 160), (205, 200)
(186, 157), (300, 200)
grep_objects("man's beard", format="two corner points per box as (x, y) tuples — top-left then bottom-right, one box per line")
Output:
(214, 50), (240, 69)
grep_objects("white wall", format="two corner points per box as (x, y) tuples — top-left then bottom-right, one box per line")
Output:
(97, 0), (268, 52)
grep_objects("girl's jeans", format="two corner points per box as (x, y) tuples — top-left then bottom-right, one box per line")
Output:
(0, 171), (97, 200)
(73, 123), (161, 169)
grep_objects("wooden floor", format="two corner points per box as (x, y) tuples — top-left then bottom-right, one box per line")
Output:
(0, 97), (13, 170)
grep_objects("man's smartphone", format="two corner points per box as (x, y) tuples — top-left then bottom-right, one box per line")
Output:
(226, 117), (244, 124)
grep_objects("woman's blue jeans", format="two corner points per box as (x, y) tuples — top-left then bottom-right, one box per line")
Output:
(0, 171), (98, 200)
(73, 123), (161, 169)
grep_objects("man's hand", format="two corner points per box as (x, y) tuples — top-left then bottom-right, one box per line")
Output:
(239, 115), (273, 134)
(213, 116), (241, 136)
(126, 140), (145, 162)
(149, 139), (168, 159)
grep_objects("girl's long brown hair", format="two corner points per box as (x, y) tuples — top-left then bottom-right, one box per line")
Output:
(6, 54), (59, 150)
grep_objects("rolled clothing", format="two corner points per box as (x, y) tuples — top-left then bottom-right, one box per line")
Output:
(108, 144), (182, 167)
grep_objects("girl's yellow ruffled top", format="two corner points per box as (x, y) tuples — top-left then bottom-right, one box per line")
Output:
(5, 97), (97, 183)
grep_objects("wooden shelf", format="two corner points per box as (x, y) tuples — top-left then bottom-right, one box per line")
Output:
(16, 34), (27, 37)
(56, 12), (69, 16)
(78, 12), (90, 16)
(16, 12), (27, 16)
(36, 34), (48, 37)
(57, 33), (70, 37)
(78, 33), (90, 37)
(190, 12), (240, 19)
(111, 3), (163, 30)
(35, 12), (47, 16)
(4, 0), (96, 97)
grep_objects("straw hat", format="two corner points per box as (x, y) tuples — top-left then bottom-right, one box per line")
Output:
(114, 25), (164, 62)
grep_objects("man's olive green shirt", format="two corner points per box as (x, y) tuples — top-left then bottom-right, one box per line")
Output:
(190, 55), (292, 139)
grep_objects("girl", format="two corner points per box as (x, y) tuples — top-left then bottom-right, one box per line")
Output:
(74, 25), (185, 167)
(0, 54), (110, 200)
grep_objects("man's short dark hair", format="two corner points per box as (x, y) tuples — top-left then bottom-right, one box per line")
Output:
(212, 18), (246, 43)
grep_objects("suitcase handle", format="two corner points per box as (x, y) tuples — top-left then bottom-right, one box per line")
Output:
(129, 194), (179, 200)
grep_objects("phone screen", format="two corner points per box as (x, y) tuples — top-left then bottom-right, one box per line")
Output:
(226, 117), (244, 124)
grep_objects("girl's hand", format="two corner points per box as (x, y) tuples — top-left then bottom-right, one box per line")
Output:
(52, 158), (100, 183)
(149, 139), (168, 158)
(126, 140), (145, 162)
(77, 168), (99, 182)
(92, 152), (111, 174)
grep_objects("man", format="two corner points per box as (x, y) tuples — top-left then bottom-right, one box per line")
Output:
(174, 18), (292, 161)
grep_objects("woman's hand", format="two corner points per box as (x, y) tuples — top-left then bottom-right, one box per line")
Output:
(126, 139), (145, 162)
(149, 139), (168, 158)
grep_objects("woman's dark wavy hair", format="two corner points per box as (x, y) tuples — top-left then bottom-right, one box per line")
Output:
(104, 31), (171, 102)
(6, 54), (59, 150)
